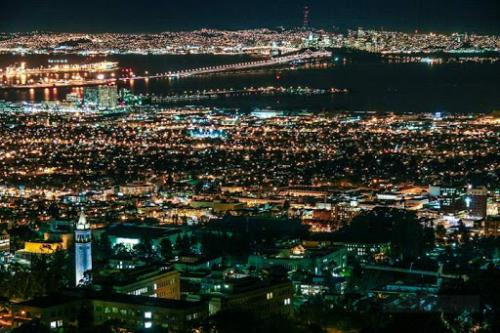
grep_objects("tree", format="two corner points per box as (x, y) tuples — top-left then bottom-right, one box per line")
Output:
(160, 238), (173, 260)
(436, 224), (447, 242)
(341, 208), (435, 262)
(112, 243), (132, 258)
(0, 250), (71, 300)
(175, 234), (191, 254)
(134, 235), (154, 259)
(47, 203), (60, 219)
(391, 212), (427, 261)
(94, 232), (112, 261)
(456, 220), (470, 243)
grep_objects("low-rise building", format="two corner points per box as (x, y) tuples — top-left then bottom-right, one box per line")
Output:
(94, 266), (181, 300)
(118, 182), (156, 197)
(248, 243), (347, 276)
(107, 224), (185, 251)
(341, 241), (391, 262)
(22, 240), (64, 255)
(204, 276), (293, 317)
(11, 291), (207, 332)
(0, 230), (10, 253)
(174, 256), (223, 273)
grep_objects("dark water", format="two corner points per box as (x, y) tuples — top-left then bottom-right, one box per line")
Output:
(1, 53), (499, 113)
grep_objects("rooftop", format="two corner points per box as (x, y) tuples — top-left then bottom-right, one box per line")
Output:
(108, 224), (181, 239)
(15, 290), (204, 310)
(95, 265), (177, 287)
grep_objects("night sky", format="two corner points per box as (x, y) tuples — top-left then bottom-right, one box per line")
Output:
(1, 0), (499, 33)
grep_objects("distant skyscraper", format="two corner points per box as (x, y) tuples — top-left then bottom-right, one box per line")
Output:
(466, 186), (488, 219)
(75, 211), (92, 287)
(303, 6), (310, 29)
(83, 85), (118, 110)
(428, 184), (464, 214)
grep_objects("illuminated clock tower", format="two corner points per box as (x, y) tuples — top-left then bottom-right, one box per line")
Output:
(75, 211), (92, 287)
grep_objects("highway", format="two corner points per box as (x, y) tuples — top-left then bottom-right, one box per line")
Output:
(129, 50), (332, 79)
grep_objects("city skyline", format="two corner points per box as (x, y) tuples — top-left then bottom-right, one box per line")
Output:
(0, 1), (499, 333)
(1, 0), (499, 33)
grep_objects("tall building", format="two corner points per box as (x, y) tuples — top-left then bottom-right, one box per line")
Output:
(466, 186), (488, 219)
(484, 218), (500, 237)
(303, 6), (310, 29)
(83, 85), (118, 110)
(75, 211), (92, 287)
(428, 185), (464, 214)
(0, 230), (10, 253)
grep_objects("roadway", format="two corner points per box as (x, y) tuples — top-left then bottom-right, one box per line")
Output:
(129, 50), (332, 79)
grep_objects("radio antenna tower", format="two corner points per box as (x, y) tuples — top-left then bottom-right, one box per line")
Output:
(303, 6), (310, 29)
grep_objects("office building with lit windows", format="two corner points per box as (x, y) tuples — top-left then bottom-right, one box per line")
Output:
(0, 230), (10, 253)
(466, 186), (488, 219)
(205, 276), (293, 316)
(11, 291), (207, 332)
(94, 266), (181, 300)
(83, 85), (118, 110)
